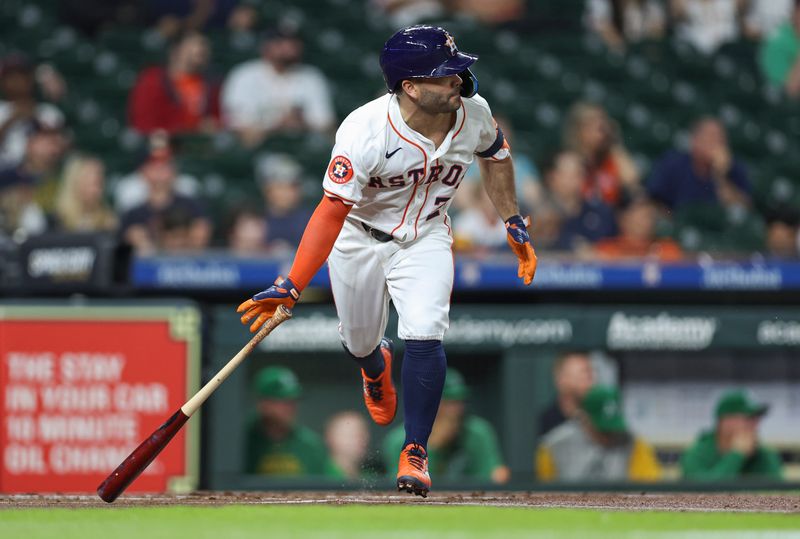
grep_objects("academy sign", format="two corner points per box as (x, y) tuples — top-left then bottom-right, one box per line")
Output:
(607, 312), (718, 350)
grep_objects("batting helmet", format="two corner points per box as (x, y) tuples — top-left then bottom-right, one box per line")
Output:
(379, 25), (479, 98)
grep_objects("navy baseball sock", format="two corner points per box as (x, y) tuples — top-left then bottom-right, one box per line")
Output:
(402, 339), (446, 450)
(343, 343), (385, 379)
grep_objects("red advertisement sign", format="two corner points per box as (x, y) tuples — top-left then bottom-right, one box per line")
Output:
(0, 307), (199, 494)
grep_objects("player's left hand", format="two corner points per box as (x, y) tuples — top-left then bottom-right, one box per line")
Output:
(505, 214), (537, 286)
(237, 276), (300, 332)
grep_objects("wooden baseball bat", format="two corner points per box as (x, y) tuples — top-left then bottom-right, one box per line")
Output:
(97, 305), (293, 503)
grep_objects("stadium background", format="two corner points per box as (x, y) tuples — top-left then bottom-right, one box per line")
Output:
(0, 0), (799, 495)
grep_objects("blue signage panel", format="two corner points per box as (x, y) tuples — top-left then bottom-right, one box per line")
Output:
(131, 255), (800, 292)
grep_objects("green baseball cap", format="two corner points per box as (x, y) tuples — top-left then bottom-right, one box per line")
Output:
(442, 368), (469, 401)
(715, 390), (768, 420)
(580, 385), (627, 433)
(254, 366), (302, 399)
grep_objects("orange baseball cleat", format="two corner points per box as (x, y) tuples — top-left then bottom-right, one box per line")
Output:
(361, 338), (397, 426)
(396, 443), (431, 497)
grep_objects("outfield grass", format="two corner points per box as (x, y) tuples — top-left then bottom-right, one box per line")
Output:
(2, 505), (799, 539)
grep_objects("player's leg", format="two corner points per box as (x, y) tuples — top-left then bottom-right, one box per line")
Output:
(328, 220), (397, 425)
(386, 231), (454, 495)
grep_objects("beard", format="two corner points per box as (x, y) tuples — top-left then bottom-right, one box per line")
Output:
(416, 87), (461, 114)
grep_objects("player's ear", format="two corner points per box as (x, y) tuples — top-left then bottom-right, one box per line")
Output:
(400, 79), (419, 100)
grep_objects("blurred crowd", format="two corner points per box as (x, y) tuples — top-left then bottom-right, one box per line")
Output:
(1, 0), (799, 258)
(246, 360), (783, 484)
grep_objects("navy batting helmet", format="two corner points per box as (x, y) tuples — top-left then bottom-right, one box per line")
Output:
(380, 25), (479, 98)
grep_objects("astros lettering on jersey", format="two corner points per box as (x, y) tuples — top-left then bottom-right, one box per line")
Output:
(323, 92), (510, 242)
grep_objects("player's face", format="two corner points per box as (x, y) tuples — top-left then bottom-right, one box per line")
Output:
(258, 398), (298, 428)
(548, 152), (585, 200)
(409, 75), (463, 113)
(181, 35), (210, 72)
(0, 69), (34, 99)
(76, 160), (105, 206)
(717, 414), (758, 448)
(142, 159), (177, 189)
(621, 201), (656, 241)
(325, 414), (369, 459)
(767, 221), (798, 257)
(557, 355), (594, 398)
(578, 109), (612, 153)
(691, 120), (726, 161)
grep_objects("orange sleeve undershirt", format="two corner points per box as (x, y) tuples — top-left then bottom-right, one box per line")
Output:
(286, 195), (351, 291)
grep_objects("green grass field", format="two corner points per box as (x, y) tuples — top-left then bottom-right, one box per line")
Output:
(2, 505), (800, 539)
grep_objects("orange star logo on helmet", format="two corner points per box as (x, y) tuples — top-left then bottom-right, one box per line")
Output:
(444, 32), (457, 55)
(328, 155), (354, 184)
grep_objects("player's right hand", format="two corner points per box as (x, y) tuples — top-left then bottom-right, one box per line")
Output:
(505, 214), (538, 286)
(237, 276), (300, 332)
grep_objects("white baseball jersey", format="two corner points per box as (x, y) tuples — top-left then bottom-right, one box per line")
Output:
(323, 92), (510, 355)
(322, 92), (509, 243)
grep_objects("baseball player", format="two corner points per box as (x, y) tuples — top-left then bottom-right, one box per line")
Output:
(237, 25), (537, 497)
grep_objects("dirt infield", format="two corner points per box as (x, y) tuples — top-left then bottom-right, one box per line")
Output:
(1, 492), (798, 513)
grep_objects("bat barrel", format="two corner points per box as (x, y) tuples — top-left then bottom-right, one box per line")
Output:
(97, 305), (292, 502)
(97, 409), (189, 503)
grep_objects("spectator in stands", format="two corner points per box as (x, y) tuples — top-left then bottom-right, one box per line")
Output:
(29, 123), (69, 217)
(227, 4), (259, 34)
(681, 390), (782, 481)
(119, 144), (211, 254)
(34, 63), (68, 104)
(384, 368), (510, 484)
(246, 366), (337, 476)
(538, 150), (618, 253)
(536, 385), (662, 482)
(222, 28), (335, 148)
(256, 153), (312, 252)
(452, 0), (526, 25)
(764, 207), (800, 258)
(594, 196), (684, 261)
(585, 0), (666, 53)
(54, 155), (117, 233)
(369, 0), (447, 28)
(529, 202), (565, 251)
(0, 119), (68, 221)
(538, 352), (595, 437)
(452, 182), (508, 253)
(325, 411), (382, 479)
(59, 0), (144, 37)
(0, 170), (46, 242)
(226, 203), (269, 255)
(114, 132), (200, 212)
(562, 102), (640, 208)
(457, 115), (541, 213)
(0, 55), (66, 169)
(147, 0), (257, 39)
(670, 0), (744, 55)
(744, 0), (794, 41)
(128, 31), (221, 135)
(647, 117), (751, 211)
(0, 55), (67, 105)
(759, 0), (800, 99)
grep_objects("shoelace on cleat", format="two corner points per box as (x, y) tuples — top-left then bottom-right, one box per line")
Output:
(405, 444), (427, 472)
(364, 380), (383, 401)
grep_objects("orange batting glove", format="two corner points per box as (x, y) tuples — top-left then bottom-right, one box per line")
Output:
(505, 215), (537, 285)
(237, 276), (300, 333)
